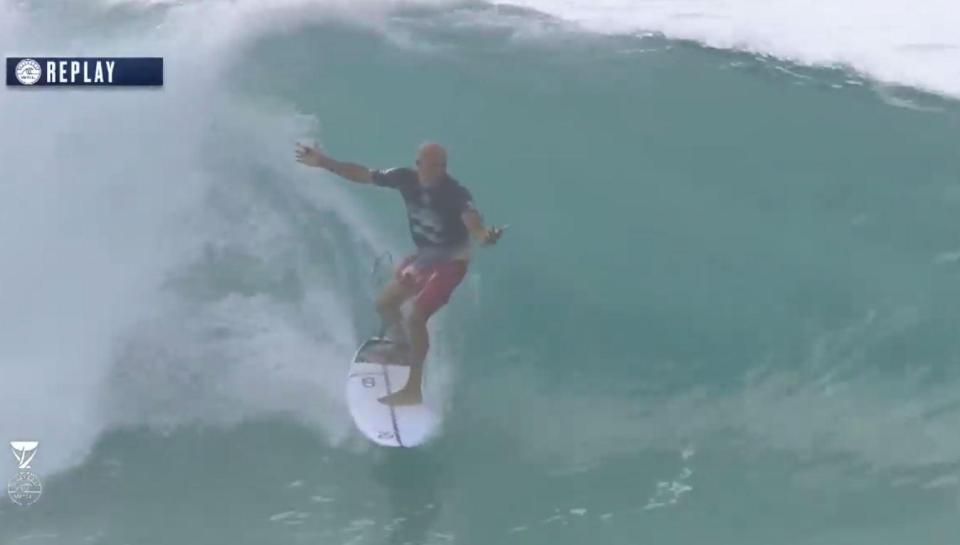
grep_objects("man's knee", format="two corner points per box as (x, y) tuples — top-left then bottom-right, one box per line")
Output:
(376, 282), (410, 314)
(405, 305), (429, 330)
(375, 293), (397, 315)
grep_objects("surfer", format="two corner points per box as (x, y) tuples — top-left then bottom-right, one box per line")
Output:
(296, 141), (505, 406)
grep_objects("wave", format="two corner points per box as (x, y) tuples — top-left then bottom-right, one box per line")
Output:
(3, 0), (957, 484)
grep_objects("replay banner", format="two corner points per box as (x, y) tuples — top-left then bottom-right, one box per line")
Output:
(7, 57), (163, 87)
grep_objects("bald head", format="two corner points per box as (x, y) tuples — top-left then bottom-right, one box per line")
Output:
(416, 142), (448, 186)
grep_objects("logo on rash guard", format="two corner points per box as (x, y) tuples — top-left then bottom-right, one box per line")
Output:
(409, 206), (443, 244)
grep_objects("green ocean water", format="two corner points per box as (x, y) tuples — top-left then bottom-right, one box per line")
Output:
(2, 3), (960, 545)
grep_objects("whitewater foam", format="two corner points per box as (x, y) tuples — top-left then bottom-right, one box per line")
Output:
(88, 0), (960, 100)
(0, 16), (214, 479)
(502, 0), (960, 99)
(0, 0), (439, 479)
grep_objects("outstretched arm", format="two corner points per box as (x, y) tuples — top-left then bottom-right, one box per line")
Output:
(295, 143), (374, 184)
(462, 209), (507, 245)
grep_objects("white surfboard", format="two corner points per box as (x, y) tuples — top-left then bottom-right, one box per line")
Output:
(346, 337), (440, 447)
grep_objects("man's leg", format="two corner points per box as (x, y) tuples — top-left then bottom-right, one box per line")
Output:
(377, 306), (429, 406)
(379, 259), (467, 406)
(402, 304), (429, 392)
(375, 278), (416, 346)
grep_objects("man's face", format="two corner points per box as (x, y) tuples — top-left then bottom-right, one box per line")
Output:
(416, 150), (446, 186)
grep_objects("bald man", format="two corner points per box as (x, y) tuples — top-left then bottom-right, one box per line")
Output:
(296, 142), (506, 406)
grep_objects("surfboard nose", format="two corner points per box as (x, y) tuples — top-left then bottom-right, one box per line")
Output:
(355, 339), (409, 365)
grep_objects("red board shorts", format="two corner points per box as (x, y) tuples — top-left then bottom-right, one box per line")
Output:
(395, 253), (468, 318)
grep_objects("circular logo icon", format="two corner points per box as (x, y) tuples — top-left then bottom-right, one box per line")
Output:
(15, 59), (42, 85)
(7, 471), (43, 506)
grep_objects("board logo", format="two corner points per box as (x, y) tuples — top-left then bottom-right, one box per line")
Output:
(7, 441), (42, 507)
(14, 59), (41, 85)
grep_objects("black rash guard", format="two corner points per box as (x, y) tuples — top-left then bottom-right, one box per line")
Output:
(372, 167), (477, 250)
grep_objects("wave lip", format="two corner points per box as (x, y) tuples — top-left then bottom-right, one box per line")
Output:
(500, 0), (960, 99)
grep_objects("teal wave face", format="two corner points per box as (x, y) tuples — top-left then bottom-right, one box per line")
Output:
(249, 15), (960, 377)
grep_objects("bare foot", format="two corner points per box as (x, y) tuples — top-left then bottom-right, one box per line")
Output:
(378, 388), (422, 406)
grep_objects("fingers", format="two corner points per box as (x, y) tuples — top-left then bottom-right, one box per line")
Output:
(483, 225), (506, 245)
(294, 143), (308, 159)
(294, 142), (318, 164)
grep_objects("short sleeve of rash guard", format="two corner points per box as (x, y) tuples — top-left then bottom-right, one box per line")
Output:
(371, 167), (412, 189)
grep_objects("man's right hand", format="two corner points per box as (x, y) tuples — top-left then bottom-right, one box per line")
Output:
(295, 142), (329, 168)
